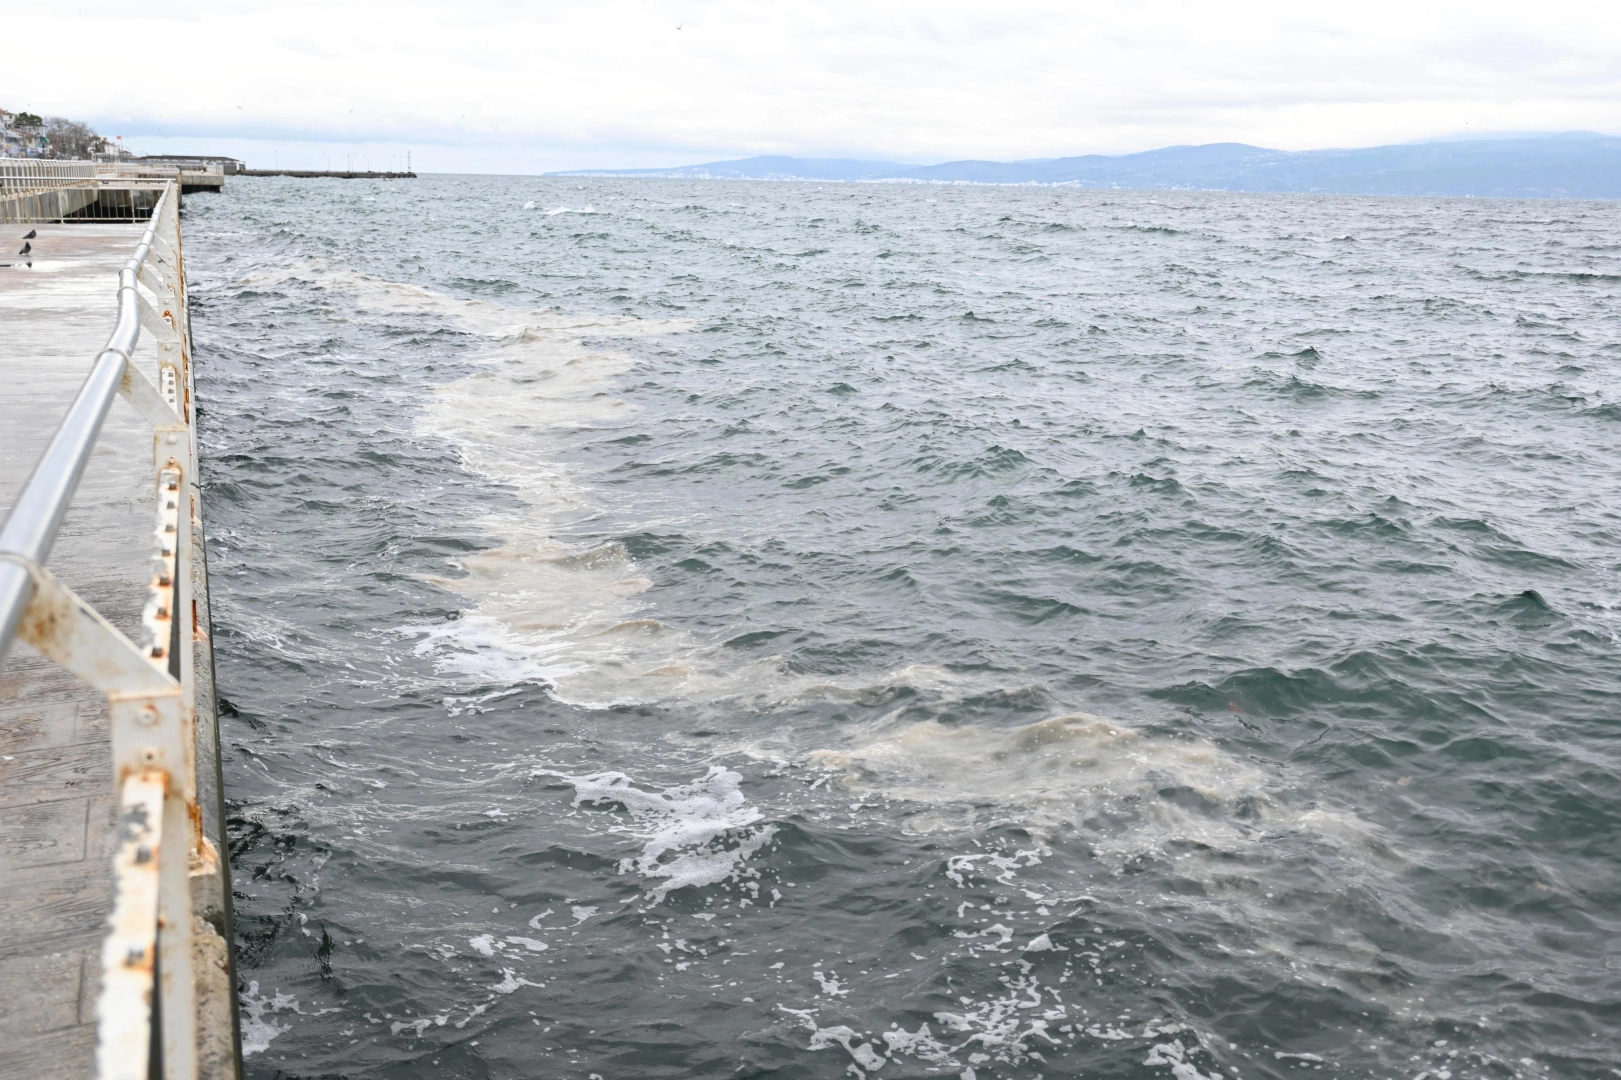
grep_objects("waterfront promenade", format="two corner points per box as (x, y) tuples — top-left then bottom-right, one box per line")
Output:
(0, 217), (238, 1078)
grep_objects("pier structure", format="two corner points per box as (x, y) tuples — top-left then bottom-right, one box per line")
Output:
(238, 168), (416, 179)
(1, 162), (224, 225)
(0, 181), (239, 1078)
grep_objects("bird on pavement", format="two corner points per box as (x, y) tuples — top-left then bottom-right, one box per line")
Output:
(18, 241), (30, 256)
(23, 229), (37, 239)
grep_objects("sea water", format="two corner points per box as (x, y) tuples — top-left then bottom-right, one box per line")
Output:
(184, 176), (1621, 1078)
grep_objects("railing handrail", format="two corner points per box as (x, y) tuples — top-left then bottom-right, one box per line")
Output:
(0, 184), (172, 663)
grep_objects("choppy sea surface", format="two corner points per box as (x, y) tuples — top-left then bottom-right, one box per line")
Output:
(183, 177), (1621, 1080)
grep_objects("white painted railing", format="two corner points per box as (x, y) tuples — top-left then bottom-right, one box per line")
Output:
(0, 158), (98, 194)
(0, 160), (222, 202)
(0, 180), (214, 1080)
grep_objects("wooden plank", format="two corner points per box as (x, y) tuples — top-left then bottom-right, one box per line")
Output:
(0, 796), (88, 868)
(0, 651), (87, 706)
(0, 699), (79, 756)
(0, 951), (86, 1035)
(84, 794), (119, 861)
(0, 862), (111, 954)
(0, 741), (105, 810)
(0, 1016), (96, 1080)
(79, 947), (101, 1027)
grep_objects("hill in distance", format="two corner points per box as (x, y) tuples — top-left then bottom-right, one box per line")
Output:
(548, 133), (1621, 199)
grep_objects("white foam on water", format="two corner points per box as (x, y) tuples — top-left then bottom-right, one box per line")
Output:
(252, 261), (751, 705)
(251, 264), (1190, 720)
(389, 1017), (434, 1037)
(548, 766), (777, 902)
(410, 543), (1001, 708)
(805, 711), (1386, 873)
(289, 266), (1035, 711)
(241, 260), (561, 334)
(240, 264), (1388, 1076)
(392, 273), (826, 707)
(784, 714), (1423, 1068)
(239, 980), (302, 1057)
(780, 979), (1220, 1077)
(881, 1023), (959, 1069)
(780, 1009), (889, 1072)
(1145, 1036), (1224, 1080)
(875, 989), (1222, 1080)
(490, 969), (541, 995)
(505, 935), (548, 952)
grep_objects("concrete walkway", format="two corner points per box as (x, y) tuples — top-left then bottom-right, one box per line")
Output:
(0, 223), (164, 1080)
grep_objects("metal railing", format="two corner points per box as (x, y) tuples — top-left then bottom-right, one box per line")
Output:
(101, 162), (226, 178)
(0, 180), (215, 1079)
(1, 165), (169, 224)
(97, 163), (180, 179)
(0, 158), (97, 194)
(2, 160), (227, 224)
(0, 159), (224, 190)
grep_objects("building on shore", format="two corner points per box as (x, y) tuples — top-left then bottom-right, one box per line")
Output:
(0, 109), (49, 157)
(134, 154), (246, 174)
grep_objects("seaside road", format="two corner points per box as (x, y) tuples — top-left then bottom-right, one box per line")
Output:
(0, 224), (165, 1080)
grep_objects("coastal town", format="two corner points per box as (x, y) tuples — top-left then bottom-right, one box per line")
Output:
(2, 107), (422, 182)
(1, 108), (250, 175)
(0, 108), (126, 159)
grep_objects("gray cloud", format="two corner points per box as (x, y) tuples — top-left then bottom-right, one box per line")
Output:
(2, 0), (1615, 171)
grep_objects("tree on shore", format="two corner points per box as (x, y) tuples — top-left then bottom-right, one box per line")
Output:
(44, 117), (110, 158)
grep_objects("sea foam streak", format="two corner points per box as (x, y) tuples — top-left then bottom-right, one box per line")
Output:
(809, 712), (1273, 850)
(417, 299), (711, 705)
(808, 709), (1395, 890)
(247, 262), (729, 704)
(330, 268), (924, 708)
(264, 266), (1090, 715)
(254, 261), (1388, 860)
(249, 264), (1378, 882)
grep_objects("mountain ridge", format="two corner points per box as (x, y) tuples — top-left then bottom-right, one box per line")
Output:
(548, 134), (1621, 198)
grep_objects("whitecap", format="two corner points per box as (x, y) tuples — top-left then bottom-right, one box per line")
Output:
(239, 980), (301, 1057)
(551, 766), (776, 901)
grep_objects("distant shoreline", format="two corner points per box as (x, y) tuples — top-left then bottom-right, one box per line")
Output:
(546, 133), (1621, 200)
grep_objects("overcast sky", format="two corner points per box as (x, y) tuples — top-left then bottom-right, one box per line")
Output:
(3, 0), (1617, 172)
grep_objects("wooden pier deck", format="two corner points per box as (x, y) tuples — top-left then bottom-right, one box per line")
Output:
(0, 224), (237, 1079)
